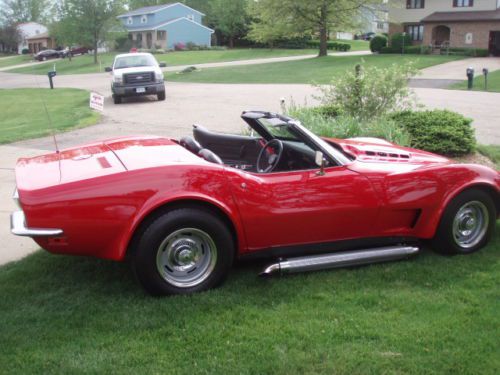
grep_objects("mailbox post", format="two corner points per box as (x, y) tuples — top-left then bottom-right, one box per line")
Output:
(483, 68), (489, 91)
(47, 70), (57, 89)
(466, 67), (474, 90)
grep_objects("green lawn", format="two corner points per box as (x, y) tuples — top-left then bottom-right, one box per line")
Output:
(0, 88), (100, 144)
(0, 54), (31, 68)
(478, 144), (500, 169)
(335, 39), (370, 51)
(0, 227), (498, 374)
(449, 70), (500, 92)
(8, 49), (325, 75)
(166, 55), (465, 84)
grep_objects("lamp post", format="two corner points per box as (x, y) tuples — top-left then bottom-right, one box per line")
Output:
(402, 32), (406, 55)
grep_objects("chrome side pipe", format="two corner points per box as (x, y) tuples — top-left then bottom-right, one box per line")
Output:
(259, 246), (420, 277)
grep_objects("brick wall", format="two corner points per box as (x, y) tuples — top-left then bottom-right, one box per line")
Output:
(423, 21), (500, 49)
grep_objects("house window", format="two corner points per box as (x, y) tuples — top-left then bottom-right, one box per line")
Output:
(157, 30), (166, 40)
(141, 15), (148, 24)
(406, 0), (425, 9)
(187, 14), (194, 21)
(453, 0), (473, 7)
(127, 17), (133, 25)
(406, 24), (424, 41)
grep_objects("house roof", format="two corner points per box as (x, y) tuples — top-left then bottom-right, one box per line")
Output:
(118, 2), (204, 18)
(125, 17), (214, 33)
(421, 9), (500, 23)
(26, 32), (50, 40)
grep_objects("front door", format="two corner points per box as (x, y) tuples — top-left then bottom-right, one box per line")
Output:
(489, 31), (500, 56)
(228, 166), (380, 253)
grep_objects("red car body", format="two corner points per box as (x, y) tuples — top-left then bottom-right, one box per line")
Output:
(11, 112), (499, 294)
(15, 137), (499, 258)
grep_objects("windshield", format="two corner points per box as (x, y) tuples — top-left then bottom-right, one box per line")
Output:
(114, 55), (157, 69)
(257, 118), (299, 141)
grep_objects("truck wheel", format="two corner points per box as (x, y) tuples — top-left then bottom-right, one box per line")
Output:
(113, 95), (122, 104)
(157, 92), (165, 101)
(431, 189), (496, 255)
(132, 208), (234, 296)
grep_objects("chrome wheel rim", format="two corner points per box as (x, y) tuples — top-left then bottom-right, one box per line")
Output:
(156, 228), (217, 288)
(452, 201), (489, 249)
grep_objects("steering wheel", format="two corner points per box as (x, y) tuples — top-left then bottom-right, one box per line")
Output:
(257, 139), (284, 173)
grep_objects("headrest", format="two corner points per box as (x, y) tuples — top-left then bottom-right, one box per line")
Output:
(198, 148), (223, 165)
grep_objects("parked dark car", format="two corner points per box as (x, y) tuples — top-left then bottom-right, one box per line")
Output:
(69, 46), (90, 56)
(34, 49), (63, 61)
(356, 32), (376, 41)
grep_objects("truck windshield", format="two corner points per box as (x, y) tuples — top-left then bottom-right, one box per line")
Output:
(114, 55), (157, 69)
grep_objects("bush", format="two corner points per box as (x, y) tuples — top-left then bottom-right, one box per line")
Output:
(287, 107), (411, 146)
(174, 42), (186, 51)
(316, 63), (418, 120)
(380, 45), (429, 54)
(370, 35), (388, 53)
(21, 48), (30, 55)
(445, 47), (488, 57)
(390, 32), (412, 51)
(275, 36), (311, 49)
(306, 40), (351, 51)
(390, 110), (476, 156)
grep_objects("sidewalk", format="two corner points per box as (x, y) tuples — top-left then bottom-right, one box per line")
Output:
(419, 57), (500, 80)
(0, 58), (54, 72)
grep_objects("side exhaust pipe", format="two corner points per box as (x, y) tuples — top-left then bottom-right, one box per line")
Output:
(259, 246), (419, 277)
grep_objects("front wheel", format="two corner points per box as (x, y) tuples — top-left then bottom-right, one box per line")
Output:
(132, 208), (234, 295)
(113, 94), (122, 104)
(432, 189), (496, 255)
(157, 91), (165, 101)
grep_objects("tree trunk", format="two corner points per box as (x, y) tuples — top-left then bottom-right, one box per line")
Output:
(318, 3), (328, 57)
(93, 39), (98, 64)
(229, 36), (234, 49)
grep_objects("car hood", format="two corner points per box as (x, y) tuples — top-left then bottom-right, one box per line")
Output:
(15, 136), (206, 191)
(112, 66), (160, 76)
(328, 137), (451, 174)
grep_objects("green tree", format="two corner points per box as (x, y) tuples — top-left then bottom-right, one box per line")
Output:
(0, 0), (52, 24)
(249, 0), (383, 57)
(53, 0), (126, 64)
(209, 0), (248, 48)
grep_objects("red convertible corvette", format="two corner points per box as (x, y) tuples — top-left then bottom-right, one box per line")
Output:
(11, 111), (499, 295)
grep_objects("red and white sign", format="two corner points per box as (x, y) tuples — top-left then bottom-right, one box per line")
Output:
(89, 92), (104, 112)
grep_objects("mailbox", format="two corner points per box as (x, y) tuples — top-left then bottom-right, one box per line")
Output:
(466, 67), (474, 90)
(47, 70), (57, 89)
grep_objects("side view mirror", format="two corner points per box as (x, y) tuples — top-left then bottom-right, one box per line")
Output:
(159, 62), (166, 68)
(104, 67), (112, 72)
(315, 151), (325, 176)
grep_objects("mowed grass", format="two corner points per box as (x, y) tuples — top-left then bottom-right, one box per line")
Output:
(449, 69), (500, 92)
(0, 54), (32, 68)
(0, 88), (100, 144)
(8, 49), (323, 75)
(166, 55), (465, 84)
(0, 225), (498, 374)
(478, 144), (500, 169)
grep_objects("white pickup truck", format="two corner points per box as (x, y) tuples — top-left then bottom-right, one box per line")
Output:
(105, 52), (166, 104)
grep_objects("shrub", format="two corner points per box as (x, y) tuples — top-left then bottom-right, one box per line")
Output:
(370, 35), (387, 53)
(306, 40), (351, 51)
(287, 107), (411, 146)
(21, 48), (29, 54)
(445, 47), (488, 57)
(316, 63), (418, 120)
(390, 110), (476, 156)
(275, 36), (311, 49)
(174, 42), (186, 51)
(390, 32), (412, 51)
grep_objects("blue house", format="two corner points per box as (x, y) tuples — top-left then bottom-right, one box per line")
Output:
(117, 2), (214, 50)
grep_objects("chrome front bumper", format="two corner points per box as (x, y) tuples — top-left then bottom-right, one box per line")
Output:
(10, 210), (64, 237)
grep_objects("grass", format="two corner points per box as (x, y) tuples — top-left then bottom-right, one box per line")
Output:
(334, 39), (370, 51)
(449, 70), (500, 92)
(0, 226), (498, 374)
(478, 144), (500, 169)
(8, 49), (325, 75)
(0, 88), (100, 144)
(0, 54), (31, 69)
(166, 55), (465, 84)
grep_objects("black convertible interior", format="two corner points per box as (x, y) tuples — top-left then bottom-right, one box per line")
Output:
(179, 124), (321, 173)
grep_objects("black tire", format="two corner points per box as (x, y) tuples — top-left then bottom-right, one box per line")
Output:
(431, 189), (496, 255)
(132, 208), (234, 296)
(157, 91), (165, 101)
(113, 95), (122, 104)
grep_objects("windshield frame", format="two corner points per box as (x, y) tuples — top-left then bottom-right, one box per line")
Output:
(113, 54), (158, 70)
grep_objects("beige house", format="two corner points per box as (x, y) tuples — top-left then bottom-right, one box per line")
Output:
(389, 0), (500, 55)
(25, 32), (55, 53)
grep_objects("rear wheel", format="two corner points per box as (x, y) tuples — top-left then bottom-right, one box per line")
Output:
(132, 208), (234, 296)
(432, 189), (496, 255)
(157, 91), (165, 101)
(113, 94), (122, 104)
